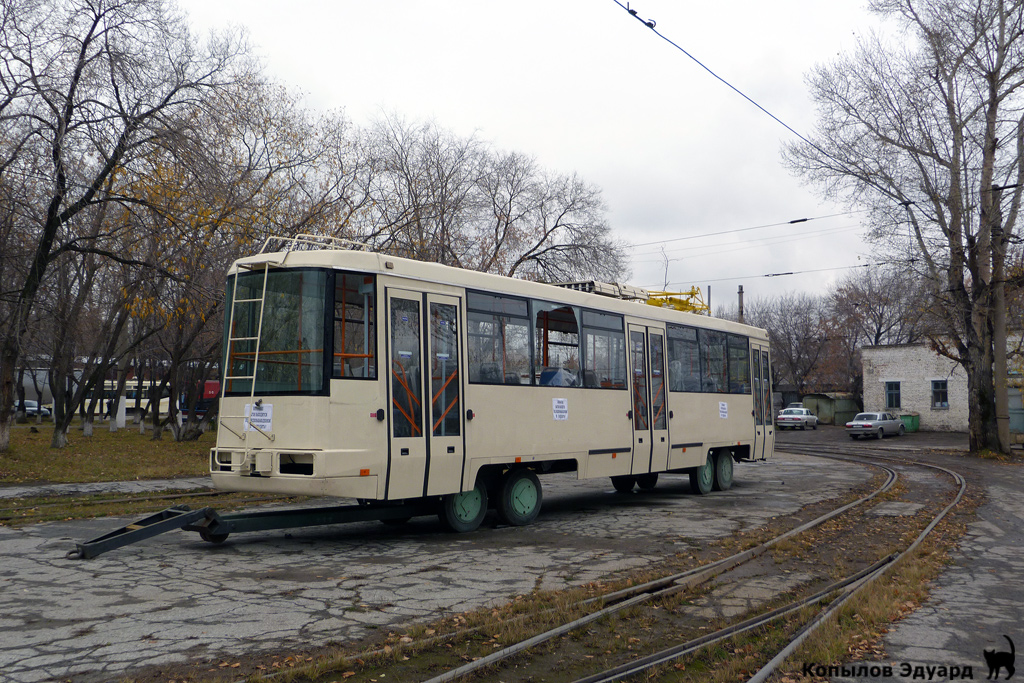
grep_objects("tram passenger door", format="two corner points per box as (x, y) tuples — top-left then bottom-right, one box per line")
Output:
(424, 294), (464, 496)
(751, 345), (774, 460)
(386, 290), (427, 499)
(386, 289), (465, 500)
(627, 325), (670, 475)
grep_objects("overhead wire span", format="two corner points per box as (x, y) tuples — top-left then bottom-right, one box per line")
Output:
(612, 1), (824, 152)
(648, 261), (895, 289)
(612, 1), (873, 280)
(627, 210), (865, 249)
(630, 222), (865, 261)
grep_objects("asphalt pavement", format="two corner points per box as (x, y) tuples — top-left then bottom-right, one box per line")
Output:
(1, 426), (1021, 683)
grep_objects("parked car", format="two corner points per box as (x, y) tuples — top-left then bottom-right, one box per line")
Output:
(845, 412), (905, 439)
(12, 400), (50, 417)
(777, 407), (818, 430)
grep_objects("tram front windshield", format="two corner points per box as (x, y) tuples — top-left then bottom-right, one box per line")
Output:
(224, 268), (328, 395)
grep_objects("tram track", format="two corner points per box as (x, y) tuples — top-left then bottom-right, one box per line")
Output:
(350, 445), (966, 683)
(413, 449), (903, 683)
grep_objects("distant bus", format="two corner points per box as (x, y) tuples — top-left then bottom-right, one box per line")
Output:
(180, 380), (220, 419)
(92, 380), (170, 417)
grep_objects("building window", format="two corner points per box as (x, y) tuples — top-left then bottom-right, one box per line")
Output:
(932, 380), (948, 408)
(885, 381), (901, 410)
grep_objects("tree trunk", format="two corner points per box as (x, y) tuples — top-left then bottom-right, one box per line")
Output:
(0, 344), (16, 452)
(966, 326), (999, 452)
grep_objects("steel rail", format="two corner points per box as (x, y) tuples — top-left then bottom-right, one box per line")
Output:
(421, 456), (898, 683)
(564, 448), (965, 683)
(745, 448), (967, 683)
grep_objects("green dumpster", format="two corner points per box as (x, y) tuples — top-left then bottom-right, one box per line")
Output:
(900, 413), (919, 432)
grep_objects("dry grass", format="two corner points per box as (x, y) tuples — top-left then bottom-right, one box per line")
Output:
(0, 423), (212, 484)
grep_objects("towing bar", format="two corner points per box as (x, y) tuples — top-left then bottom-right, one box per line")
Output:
(67, 500), (440, 559)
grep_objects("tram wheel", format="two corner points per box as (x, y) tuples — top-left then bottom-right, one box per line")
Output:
(689, 452), (714, 495)
(611, 475), (636, 493)
(712, 450), (734, 491)
(496, 469), (542, 526)
(439, 481), (488, 532)
(199, 530), (229, 544)
(635, 473), (659, 490)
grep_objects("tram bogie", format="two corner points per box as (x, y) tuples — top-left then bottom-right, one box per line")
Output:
(210, 237), (775, 533)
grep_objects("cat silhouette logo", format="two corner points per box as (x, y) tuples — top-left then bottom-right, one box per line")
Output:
(984, 635), (1016, 680)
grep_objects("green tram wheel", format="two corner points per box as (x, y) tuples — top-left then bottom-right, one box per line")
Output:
(496, 469), (542, 526)
(439, 481), (488, 532)
(689, 451), (715, 495)
(712, 450), (734, 491)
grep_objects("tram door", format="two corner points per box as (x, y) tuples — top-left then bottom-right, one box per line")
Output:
(386, 289), (465, 500)
(424, 295), (464, 496)
(627, 324), (670, 475)
(751, 344), (774, 460)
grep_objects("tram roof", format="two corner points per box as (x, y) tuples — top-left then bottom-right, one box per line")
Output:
(230, 246), (768, 342)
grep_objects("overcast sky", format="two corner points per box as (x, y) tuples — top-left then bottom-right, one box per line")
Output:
(177, 0), (883, 309)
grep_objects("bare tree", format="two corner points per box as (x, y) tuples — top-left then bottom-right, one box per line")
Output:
(358, 114), (483, 265)
(355, 115), (629, 283)
(746, 293), (831, 396)
(829, 266), (929, 347)
(0, 0), (249, 451)
(783, 0), (1024, 452)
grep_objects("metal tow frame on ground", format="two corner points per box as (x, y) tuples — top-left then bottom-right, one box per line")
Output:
(66, 500), (440, 560)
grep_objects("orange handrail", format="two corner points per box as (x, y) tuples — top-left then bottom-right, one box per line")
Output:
(391, 361), (422, 436)
(432, 394), (460, 433)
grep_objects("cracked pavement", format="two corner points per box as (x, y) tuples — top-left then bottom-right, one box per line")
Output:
(0, 454), (870, 682)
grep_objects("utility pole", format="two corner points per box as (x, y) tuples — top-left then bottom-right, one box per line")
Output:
(737, 285), (745, 324)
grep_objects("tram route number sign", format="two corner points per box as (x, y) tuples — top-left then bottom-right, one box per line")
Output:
(245, 403), (273, 432)
(553, 398), (569, 421)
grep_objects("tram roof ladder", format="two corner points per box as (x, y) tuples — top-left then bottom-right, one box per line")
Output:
(219, 262), (274, 448)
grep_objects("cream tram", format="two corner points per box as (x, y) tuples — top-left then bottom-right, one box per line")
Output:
(210, 237), (775, 533)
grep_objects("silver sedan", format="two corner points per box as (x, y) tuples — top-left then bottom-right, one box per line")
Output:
(776, 407), (818, 430)
(845, 412), (905, 439)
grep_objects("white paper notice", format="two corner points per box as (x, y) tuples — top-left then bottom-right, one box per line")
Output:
(553, 398), (569, 421)
(719, 401), (728, 419)
(245, 403), (273, 432)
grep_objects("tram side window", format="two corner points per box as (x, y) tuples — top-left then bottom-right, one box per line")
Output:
(333, 273), (376, 379)
(533, 301), (581, 387)
(581, 310), (626, 389)
(728, 334), (751, 394)
(667, 324), (701, 392)
(700, 330), (728, 393)
(467, 291), (530, 385)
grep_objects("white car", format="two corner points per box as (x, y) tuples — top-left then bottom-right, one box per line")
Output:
(12, 400), (50, 417)
(777, 407), (818, 430)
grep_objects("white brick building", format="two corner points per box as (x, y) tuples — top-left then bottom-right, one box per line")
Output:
(861, 343), (968, 432)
